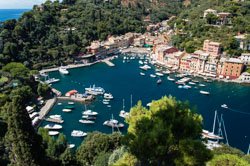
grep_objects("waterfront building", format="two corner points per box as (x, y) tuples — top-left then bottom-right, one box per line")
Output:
(238, 72), (250, 83)
(77, 53), (96, 63)
(203, 40), (222, 57)
(86, 41), (107, 59)
(164, 51), (185, 69)
(191, 50), (209, 73)
(234, 34), (250, 51)
(203, 9), (217, 18)
(133, 37), (145, 47)
(239, 53), (250, 65)
(180, 54), (192, 72)
(217, 58), (244, 79)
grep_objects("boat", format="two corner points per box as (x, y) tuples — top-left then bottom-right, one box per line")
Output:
(82, 110), (98, 116)
(162, 70), (171, 74)
(68, 144), (75, 149)
(107, 105), (111, 108)
(139, 60), (143, 65)
(189, 82), (196, 85)
(79, 119), (95, 124)
(140, 72), (145, 76)
(103, 101), (109, 105)
(200, 90), (210, 95)
(183, 85), (192, 89)
(139, 65), (151, 70)
(178, 85), (183, 88)
(57, 103), (62, 105)
(65, 90), (78, 97)
(48, 131), (60, 136)
(45, 78), (60, 84)
(62, 109), (72, 112)
(167, 76), (175, 81)
(71, 130), (87, 137)
(103, 99), (110, 102)
(155, 68), (161, 72)
(104, 93), (114, 100)
(59, 66), (69, 75)
(65, 105), (74, 109)
(146, 102), (152, 107)
(103, 115), (124, 128)
(49, 115), (62, 119)
(82, 115), (96, 120)
(44, 124), (62, 130)
(155, 72), (164, 77)
(199, 84), (206, 87)
(85, 85), (105, 95)
(193, 80), (199, 83)
(221, 104), (228, 109)
(119, 110), (129, 118)
(150, 74), (156, 78)
(68, 102), (74, 105)
(157, 79), (162, 84)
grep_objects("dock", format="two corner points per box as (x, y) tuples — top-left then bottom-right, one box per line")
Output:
(52, 88), (62, 96)
(39, 98), (57, 119)
(45, 118), (64, 124)
(57, 95), (95, 102)
(102, 59), (115, 67)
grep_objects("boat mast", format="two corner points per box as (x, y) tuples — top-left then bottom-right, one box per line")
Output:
(247, 144), (250, 155)
(122, 99), (125, 111)
(111, 114), (114, 133)
(221, 114), (229, 145)
(212, 110), (217, 134)
(130, 94), (133, 109)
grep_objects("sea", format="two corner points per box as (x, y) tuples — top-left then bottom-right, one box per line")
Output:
(41, 57), (250, 152)
(0, 9), (30, 21)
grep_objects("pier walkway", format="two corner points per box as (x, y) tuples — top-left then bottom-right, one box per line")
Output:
(39, 98), (57, 119)
(102, 59), (115, 66)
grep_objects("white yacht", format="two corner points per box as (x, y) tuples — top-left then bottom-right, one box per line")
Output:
(82, 115), (96, 120)
(103, 101), (109, 105)
(119, 110), (129, 119)
(139, 60), (143, 65)
(68, 144), (75, 149)
(183, 85), (192, 89)
(71, 130), (87, 137)
(200, 90), (210, 95)
(85, 85), (105, 95)
(48, 131), (60, 136)
(79, 119), (95, 124)
(49, 115), (62, 119)
(68, 102), (74, 105)
(45, 78), (60, 84)
(59, 66), (69, 75)
(139, 65), (151, 70)
(150, 74), (156, 78)
(189, 82), (196, 85)
(82, 110), (98, 116)
(44, 124), (62, 130)
(221, 104), (228, 109)
(103, 119), (124, 128)
(104, 93), (114, 100)
(140, 72), (145, 76)
(62, 109), (72, 112)
(157, 79), (162, 84)
(155, 72), (164, 77)
(199, 84), (206, 87)
(167, 76), (175, 81)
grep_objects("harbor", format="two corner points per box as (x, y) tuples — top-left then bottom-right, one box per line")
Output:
(40, 56), (250, 151)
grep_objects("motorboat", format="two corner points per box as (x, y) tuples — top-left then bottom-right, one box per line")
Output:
(82, 110), (98, 116)
(157, 79), (162, 84)
(140, 72), (145, 76)
(162, 70), (171, 74)
(189, 82), (196, 85)
(48, 131), (60, 136)
(183, 85), (192, 89)
(139, 65), (151, 70)
(103, 119), (124, 128)
(79, 119), (95, 124)
(49, 115), (62, 120)
(139, 60), (143, 65)
(68, 102), (74, 105)
(200, 90), (210, 95)
(146, 102), (152, 107)
(221, 104), (228, 109)
(59, 66), (69, 75)
(57, 103), (62, 105)
(45, 78), (60, 84)
(178, 85), (183, 89)
(119, 110), (129, 119)
(68, 144), (75, 149)
(103, 101), (109, 105)
(193, 80), (199, 83)
(85, 85), (105, 95)
(104, 93), (113, 100)
(44, 124), (62, 130)
(155, 68), (161, 72)
(202, 129), (223, 140)
(155, 72), (164, 77)
(199, 84), (206, 87)
(167, 76), (175, 81)
(107, 105), (111, 108)
(71, 130), (87, 137)
(29, 112), (39, 119)
(82, 115), (96, 120)
(62, 109), (72, 112)
(150, 74), (156, 78)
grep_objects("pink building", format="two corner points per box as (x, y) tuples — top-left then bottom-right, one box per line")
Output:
(180, 54), (192, 72)
(203, 40), (222, 57)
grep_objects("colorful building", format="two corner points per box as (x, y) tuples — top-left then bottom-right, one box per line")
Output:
(217, 58), (244, 79)
(203, 40), (222, 57)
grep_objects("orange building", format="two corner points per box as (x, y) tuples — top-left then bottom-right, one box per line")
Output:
(203, 40), (222, 57)
(217, 58), (244, 79)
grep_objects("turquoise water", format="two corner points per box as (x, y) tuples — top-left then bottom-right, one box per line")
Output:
(42, 57), (250, 152)
(0, 9), (30, 21)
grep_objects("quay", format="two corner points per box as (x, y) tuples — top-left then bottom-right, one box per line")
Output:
(52, 88), (62, 96)
(102, 59), (115, 66)
(57, 95), (95, 103)
(39, 98), (57, 119)
(121, 47), (150, 55)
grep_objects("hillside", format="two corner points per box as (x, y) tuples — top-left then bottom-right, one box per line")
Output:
(169, 0), (250, 55)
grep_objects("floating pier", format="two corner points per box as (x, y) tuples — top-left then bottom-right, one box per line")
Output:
(102, 60), (115, 67)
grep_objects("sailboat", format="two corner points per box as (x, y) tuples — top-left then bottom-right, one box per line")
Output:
(119, 99), (129, 119)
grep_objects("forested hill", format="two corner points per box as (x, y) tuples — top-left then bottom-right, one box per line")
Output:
(169, 0), (250, 55)
(0, 0), (184, 69)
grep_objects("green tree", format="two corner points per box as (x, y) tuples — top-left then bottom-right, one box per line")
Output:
(206, 13), (218, 25)
(125, 96), (212, 165)
(37, 83), (51, 98)
(94, 152), (111, 166)
(208, 154), (249, 166)
(60, 148), (78, 166)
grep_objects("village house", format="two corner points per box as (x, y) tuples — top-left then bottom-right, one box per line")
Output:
(234, 34), (250, 51)
(238, 72), (250, 83)
(180, 54), (192, 72)
(190, 50), (209, 73)
(239, 53), (250, 65)
(133, 37), (145, 47)
(203, 40), (222, 57)
(203, 9), (217, 18)
(217, 58), (244, 79)
(164, 50), (184, 69)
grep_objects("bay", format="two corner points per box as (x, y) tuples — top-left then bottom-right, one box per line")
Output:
(0, 9), (30, 21)
(42, 56), (250, 152)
